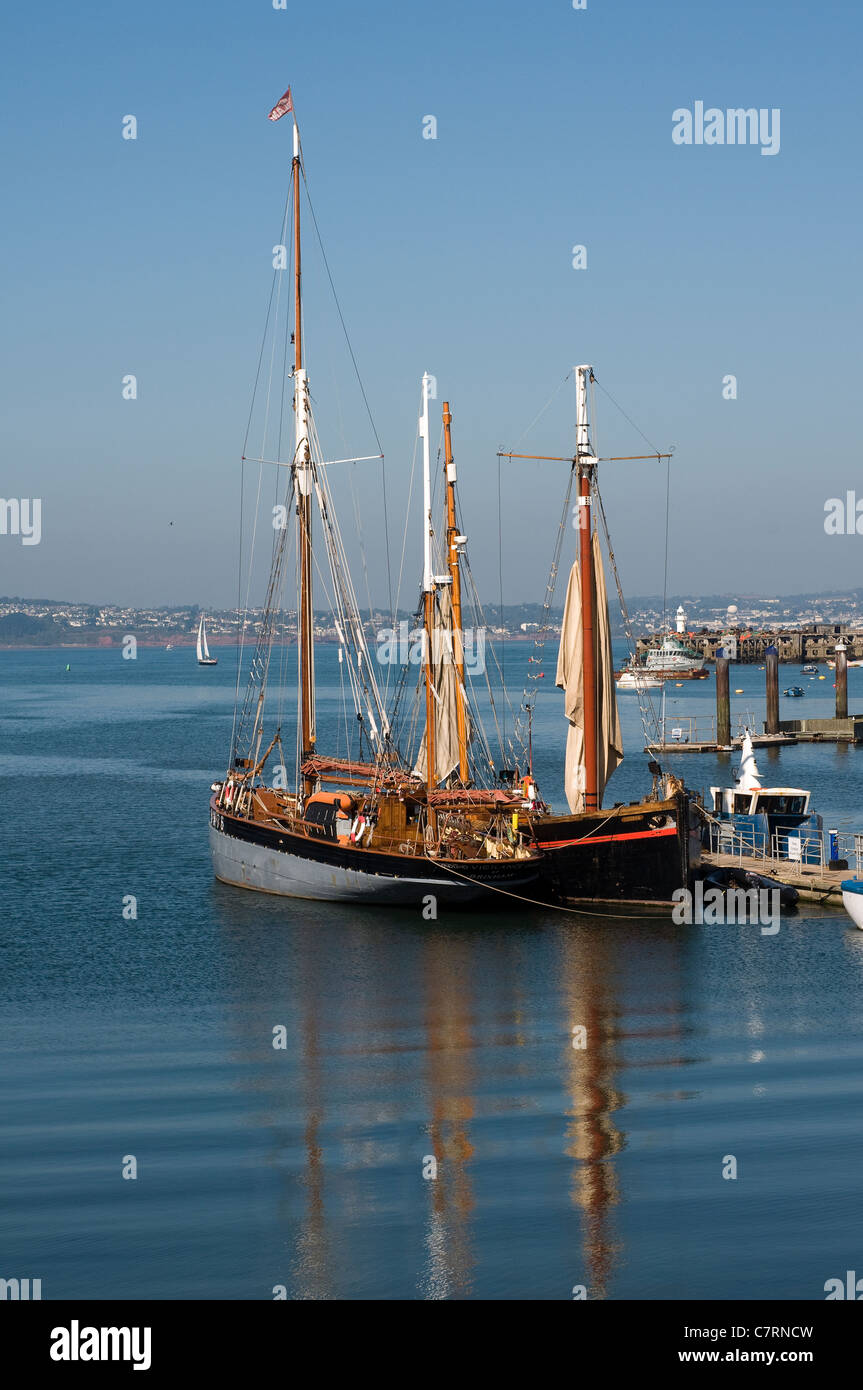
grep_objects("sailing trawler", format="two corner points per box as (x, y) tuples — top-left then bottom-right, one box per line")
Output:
(196, 614), (218, 666)
(208, 91), (541, 906)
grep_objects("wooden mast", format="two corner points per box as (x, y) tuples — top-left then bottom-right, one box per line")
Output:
(442, 401), (469, 784)
(293, 117), (316, 793)
(575, 365), (599, 812)
(420, 374), (437, 836)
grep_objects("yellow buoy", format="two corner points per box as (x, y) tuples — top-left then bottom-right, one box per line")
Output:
(819, 675), (826, 680)
(735, 688), (744, 694)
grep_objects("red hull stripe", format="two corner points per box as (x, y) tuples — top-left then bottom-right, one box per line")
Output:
(537, 824), (679, 850)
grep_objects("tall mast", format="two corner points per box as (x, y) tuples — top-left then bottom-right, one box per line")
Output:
(293, 117), (316, 792)
(498, 366), (671, 813)
(575, 364), (598, 811)
(442, 401), (469, 783)
(420, 374), (437, 830)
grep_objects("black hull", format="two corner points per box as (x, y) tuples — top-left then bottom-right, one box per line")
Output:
(534, 795), (696, 906)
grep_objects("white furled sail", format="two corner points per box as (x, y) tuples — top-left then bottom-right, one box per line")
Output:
(413, 587), (471, 785)
(736, 731), (762, 791)
(555, 530), (623, 813)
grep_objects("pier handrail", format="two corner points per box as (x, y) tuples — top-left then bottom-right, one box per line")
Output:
(770, 828), (825, 871)
(706, 819), (768, 861)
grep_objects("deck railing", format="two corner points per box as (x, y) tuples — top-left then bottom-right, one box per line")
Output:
(706, 821), (863, 875)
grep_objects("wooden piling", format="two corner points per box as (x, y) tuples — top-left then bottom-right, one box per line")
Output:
(765, 644), (779, 734)
(716, 648), (731, 747)
(836, 641), (848, 719)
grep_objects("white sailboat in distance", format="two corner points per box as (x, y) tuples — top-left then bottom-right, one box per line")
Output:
(197, 614), (218, 666)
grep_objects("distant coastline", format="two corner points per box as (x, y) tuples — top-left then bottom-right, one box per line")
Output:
(0, 633), (547, 652)
(4, 588), (863, 652)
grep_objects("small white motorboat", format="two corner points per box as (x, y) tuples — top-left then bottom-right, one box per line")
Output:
(616, 669), (663, 690)
(841, 879), (863, 928)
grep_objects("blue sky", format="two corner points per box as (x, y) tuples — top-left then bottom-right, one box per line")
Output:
(2, 0), (861, 609)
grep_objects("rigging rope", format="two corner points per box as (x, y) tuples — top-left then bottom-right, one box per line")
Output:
(300, 162), (393, 619)
(232, 181), (293, 760)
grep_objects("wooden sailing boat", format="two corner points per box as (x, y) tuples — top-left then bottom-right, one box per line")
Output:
(196, 614), (218, 666)
(208, 91), (542, 906)
(500, 365), (697, 905)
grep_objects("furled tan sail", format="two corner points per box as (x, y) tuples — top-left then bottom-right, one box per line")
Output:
(414, 587), (471, 784)
(555, 530), (623, 812)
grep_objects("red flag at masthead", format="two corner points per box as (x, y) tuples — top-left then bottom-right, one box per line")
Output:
(268, 88), (293, 122)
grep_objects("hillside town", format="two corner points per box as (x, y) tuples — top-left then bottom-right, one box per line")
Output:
(4, 591), (863, 658)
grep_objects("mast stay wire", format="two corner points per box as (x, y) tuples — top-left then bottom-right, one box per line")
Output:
(591, 371), (676, 757)
(590, 371), (657, 750)
(273, 195), (297, 736)
(300, 161), (394, 620)
(387, 431), (420, 703)
(232, 182), (293, 757)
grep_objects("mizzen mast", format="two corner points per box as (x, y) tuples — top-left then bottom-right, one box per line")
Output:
(574, 364), (599, 811)
(442, 401), (469, 784)
(420, 372), (437, 832)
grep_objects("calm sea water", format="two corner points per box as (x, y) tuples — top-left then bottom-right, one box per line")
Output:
(2, 644), (863, 1300)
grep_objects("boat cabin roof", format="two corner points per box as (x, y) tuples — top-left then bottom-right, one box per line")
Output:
(710, 785), (811, 811)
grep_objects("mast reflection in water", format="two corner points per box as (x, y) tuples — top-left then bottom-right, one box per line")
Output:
(216, 889), (690, 1300)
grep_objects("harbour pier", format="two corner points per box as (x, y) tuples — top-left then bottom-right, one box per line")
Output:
(637, 622), (863, 666)
(646, 643), (863, 753)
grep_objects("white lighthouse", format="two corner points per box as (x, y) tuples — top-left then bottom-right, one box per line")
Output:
(676, 605), (686, 635)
